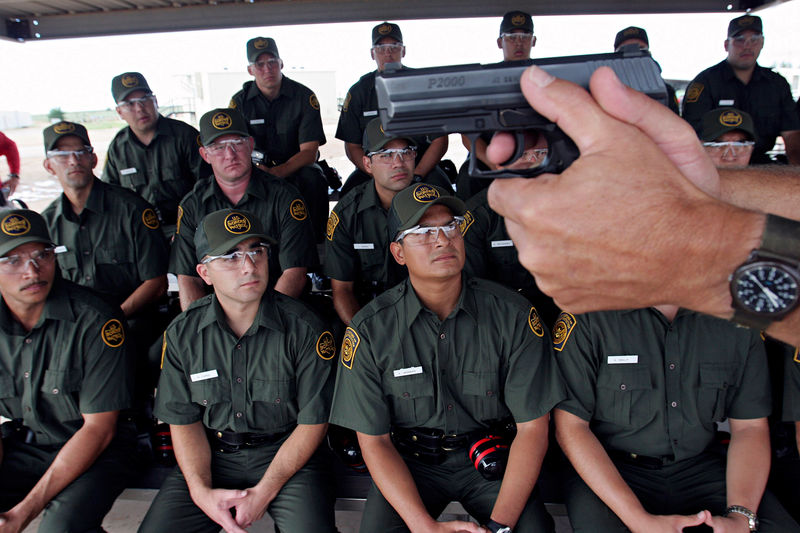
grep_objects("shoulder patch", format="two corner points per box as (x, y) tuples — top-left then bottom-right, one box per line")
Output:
(552, 312), (576, 352)
(290, 199), (308, 221)
(228, 98), (237, 109)
(460, 210), (475, 236)
(684, 82), (704, 104)
(341, 327), (360, 370)
(342, 92), (352, 112)
(160, 332), (167, 369)
(309, 94), (320, 111)
(316, 331), (336, 360)
(326, 211), (340, 241)
(176, 205), (184, 234)
(794, 347), (799, 364)
(142, 208), (160, 229)
(527, 306), (544, 337)
(101, 319), (125, 348)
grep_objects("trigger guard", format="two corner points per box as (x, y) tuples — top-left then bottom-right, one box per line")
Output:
(499, 131), (528, 167)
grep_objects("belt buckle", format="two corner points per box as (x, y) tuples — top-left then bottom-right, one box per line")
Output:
(441, 434), (460, 452)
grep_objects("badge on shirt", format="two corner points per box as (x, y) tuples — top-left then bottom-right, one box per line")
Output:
(528, 306), (544, 338)
(326, 211), (339, 241)
(794, 347), (799, 364)
(341, 327), (360, 370)
(353, 243), (374, 250)
(607, 355), (639, 365)
(491, 240), (514, 248)
(342, 92), (352, 112)
(142, 208), (160, 230)
(120, 168), (138, 176)
(316, 331), (336, 360)
(393, 366), (423, 378)
(552, 312), (576, 352)
(684, 82), (704, 104)
(718, 99), (735, 106)
(363, 110), (378, 117)
(190, 369), (219, 382)
(101, 319), (125, 348)
(460, 210), (475, 236)
(290, 199), (308, 221)
(249, 119), (265, 125)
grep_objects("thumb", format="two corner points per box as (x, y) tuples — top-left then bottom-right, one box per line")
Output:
(684, 510), (710, 527)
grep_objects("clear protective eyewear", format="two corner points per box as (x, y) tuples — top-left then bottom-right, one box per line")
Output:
(46, 146), (94, 163)
(117, 95), (156, 111)
(0, 247), (57, 274)
(396, 216), (465, 245)
(251, 58), (281, 70)
(367, 147), (417, 165)
(500, 32), (534, 43)
(729, 34), (764, 47)
(702, 141), (755, 156)
(201, 243), (270, 269)
(204, 138), (249, 156)
(372, 43), (404, 54)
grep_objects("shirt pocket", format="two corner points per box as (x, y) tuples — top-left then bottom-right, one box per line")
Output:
(0, 374), (17, 399)
(121, 170), (146, 189)
(382, 371), (435, 427)
(595, 365), (653, 426)
(251, 379), (297, 429)
(40, 369), (82, 422)
(698, 363), (735, 422)
(56, 250), (79, 275)
(357, 247), (383, 282)
(462, 371), (503, 422)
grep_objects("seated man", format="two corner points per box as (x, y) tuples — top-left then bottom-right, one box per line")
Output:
(336, 22), (450, 198)
(553, 306), (798, 532)
(700, 107), (756, 168)
(330, 184), (563, 533)
(140, 208), (337, 533)
(170, 108), (317, 310)
(0, 210), (135, 532)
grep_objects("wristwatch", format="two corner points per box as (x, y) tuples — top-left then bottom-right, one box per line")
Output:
(484, 519), (511, 533)
(730, 214), (800, 330)
(725, 505), (758, 531)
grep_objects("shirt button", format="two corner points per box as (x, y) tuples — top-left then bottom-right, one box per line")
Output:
(52, 388), (59, 394)
(84, 276), (92, 282)
(620, 384), (627, 391)
(671, 401), (678, 408)
(111, 259), (118, 264)
(23, 372), (29, 378)
(80, 225), (86, 230)
(402, 392), (410, 398)
(83, 250), (90, 256)
(275, 398), (281, 404)
(235, 344), (242, 350)
(235, 412), (243, 418)
(668, 363), (676, 370)
(486, 390), (493, 396)
(202, 400), (208, 405)
(25, 338), (32, 344)
(446, 404), (453, 410)
(25, 406), (31, 412)
(439, 333), (446, 340)
(236, 377), (243, 383)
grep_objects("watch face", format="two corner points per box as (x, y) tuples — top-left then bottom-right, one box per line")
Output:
(732, 261), (800, 316)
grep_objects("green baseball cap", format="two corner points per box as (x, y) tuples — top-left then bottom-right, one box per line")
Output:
(247, 37), (280, 63)
(500, 11), (533, 36)
(0, 210), (55, 257)
(194, 208), (276, 262)
(43, 121), (92, 153)
(388, 184), (466, 240)
(362, 118), (415, 153)
(199, 108), (250, 146)
(111, 72), (152, 103)
(700, 107), (755, 141)
(728, 14), (762, 38)
(372, 22), (402, 45)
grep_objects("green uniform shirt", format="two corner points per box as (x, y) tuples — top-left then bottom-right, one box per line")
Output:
(0, 280), (133, 446)
(329, 276), (564, 436)
(682, 60), (800, 164)
(324, 181), (407, 297)
(103, 116), (211, 227)
(154, 291), (336, 433)
(169, 169), (318, 282)
(230, 77), (325, 165)
(41, 178), (170, 307)
(554, 308), (771, 462)
(783, 348), (800, 422)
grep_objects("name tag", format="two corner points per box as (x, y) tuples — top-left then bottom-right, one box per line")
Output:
(353, 243), (375, 250)
(190, 369), (219, 382)
(120, 168), (137, 176)
(363, 110), (378, 117)
(607, 355), (638, 365)
(250, 119), (265, 125)
(718, 99), (735, 106)
(393, 366), (423, 378)
(491, 240), (514, 248)
(54, 245), (68, 254)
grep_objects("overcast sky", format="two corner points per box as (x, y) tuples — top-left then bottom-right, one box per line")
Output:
(2, 3), (799, 115)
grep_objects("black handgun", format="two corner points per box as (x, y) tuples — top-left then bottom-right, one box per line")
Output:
(375, 47), (668, 178)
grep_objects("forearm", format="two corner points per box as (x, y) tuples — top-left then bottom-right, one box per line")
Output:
(414, 137), (448, 177)
(358, 433), (437, 533)
(783, 132), (800, 166)
(273, 267), (307, 298)
(331, 280), (360, 325)
(719, 166), (800, 221)
(345, 143), (367, 173)
(171, 422), (214, 497)
(491, 417), (548, 527)
(120, 275), (167, 317)
(726, 420), (770, 511)
(255, 423), (327, 500)
(270, 148), (317, 179)
(177, 275), (208, 311)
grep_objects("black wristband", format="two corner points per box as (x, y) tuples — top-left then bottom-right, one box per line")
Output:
(485, 519), (511, 533)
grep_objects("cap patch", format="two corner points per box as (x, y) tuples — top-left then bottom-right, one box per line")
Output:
(378, 24), (392, 35)
(460, 210), (475, 236)
(309, 94), (320, 111)
(528, 306), (544, 337)
(341, 327), (360, 370)
(142, 208), (160, 229)
(176, 205), (184, 235)
(316, 331), (336, 360)
(1, 213), (31, 236)
(253, 37), (269, 49)
(53, 122), (76, 134)
(101, 319), (125, 348)
(224, 212), (251, 234)
(719, 110), (743, 128)
(326, 211), (340, 241)
(342, 92), (352, 112)
(738, 16), (755, 27)
(511, 14), (526, 26)
(684, 83), (704, 104)
(290, 199), (308, 221)
(553, 312), (576, 352)
(212, 112), (233, 130)
(412, 184), (440, 203)
(121, 74), (139, 88)
(624, 27), (639, 36)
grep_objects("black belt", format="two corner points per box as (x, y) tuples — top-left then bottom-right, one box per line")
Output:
(207, 428), (293, 452)
(609, 449), (675, 468)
